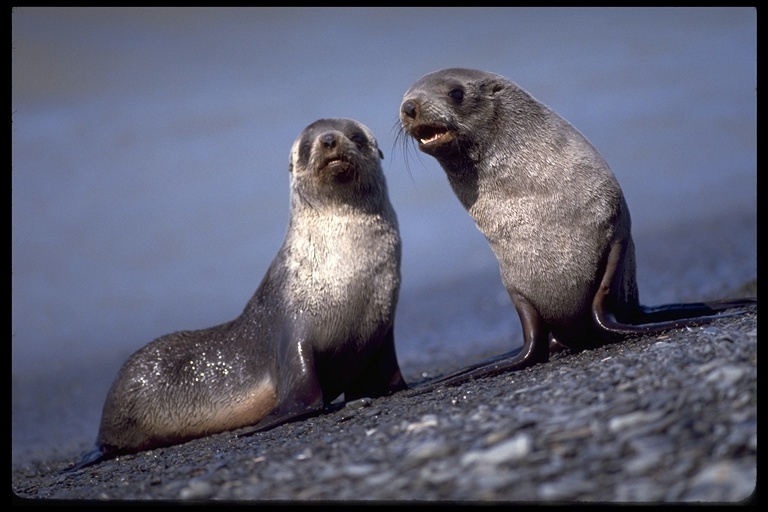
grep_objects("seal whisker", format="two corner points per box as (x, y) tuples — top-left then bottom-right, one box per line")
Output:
(391, 117), (422, 186)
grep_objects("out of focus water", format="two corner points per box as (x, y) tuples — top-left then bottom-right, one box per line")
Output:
(11, 7), (756, 465)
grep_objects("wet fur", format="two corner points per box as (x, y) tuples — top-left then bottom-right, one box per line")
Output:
(65, 119), (407, 471)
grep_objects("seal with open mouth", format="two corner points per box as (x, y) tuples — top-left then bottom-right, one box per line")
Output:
(399, 68), (756, 389)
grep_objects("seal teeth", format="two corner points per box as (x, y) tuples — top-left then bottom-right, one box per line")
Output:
(416, 126), (448, 145)
(421, 132), (444, 144)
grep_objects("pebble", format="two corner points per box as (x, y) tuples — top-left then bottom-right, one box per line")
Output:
(460, 433), (532, 466)
(12, 310), (756, 503)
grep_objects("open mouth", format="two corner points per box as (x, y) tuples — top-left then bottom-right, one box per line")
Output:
(321, 157), (355, 182)
(324, 157), (344, 168)
(413, 125), (450, 146)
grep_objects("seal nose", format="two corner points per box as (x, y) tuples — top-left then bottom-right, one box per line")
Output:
(321, 133), (337, 149)
(402, 99), (419, 119)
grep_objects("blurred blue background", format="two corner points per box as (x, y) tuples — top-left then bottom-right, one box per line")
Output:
(12, 7), (756, 465)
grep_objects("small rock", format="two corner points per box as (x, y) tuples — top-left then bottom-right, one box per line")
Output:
(179, 479), (214, 500)
(461, 433), (531, 466)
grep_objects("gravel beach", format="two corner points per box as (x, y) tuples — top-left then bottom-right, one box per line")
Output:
(12, 301), (756, 503)
(11, 7), (757, 505)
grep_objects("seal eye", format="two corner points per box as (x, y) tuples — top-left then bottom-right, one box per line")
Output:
(298, 142), (311, 166)
(448, 88), (464, 104)
(350, 133), (368, 150)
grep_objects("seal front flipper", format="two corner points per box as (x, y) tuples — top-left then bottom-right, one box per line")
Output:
(409, 294), (551, 394)
(405, 346), (525, 396)
(343, 326), (408, 400)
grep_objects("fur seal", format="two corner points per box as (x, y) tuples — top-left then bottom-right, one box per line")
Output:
(66, 118), (407, 471)
(399, 67), (756, 388)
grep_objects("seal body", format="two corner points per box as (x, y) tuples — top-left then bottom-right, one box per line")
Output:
(399, 68), (755, 387)
(69, 118), (406, 470)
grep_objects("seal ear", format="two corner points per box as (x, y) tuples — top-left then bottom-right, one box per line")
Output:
(378, 147), (384, 160)
(289, 161), (294, 173)
(482, 78), (505, 96)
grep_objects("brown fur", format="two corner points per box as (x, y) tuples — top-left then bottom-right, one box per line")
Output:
(399, 68), (755, 389)
(66, 118), (406, 471)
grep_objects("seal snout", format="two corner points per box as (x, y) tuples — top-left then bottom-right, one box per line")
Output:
(321, 132), (339, 149)
(316, 130), (346, 165)
(400, 96), (451, 151)
(314, 129), (357, 182)
(401, 99), (419, 120)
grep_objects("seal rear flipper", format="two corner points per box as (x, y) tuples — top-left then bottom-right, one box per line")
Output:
(630, 298), (757, 323)
(237, 390), (332, 437)
(60, 446), (112, 474)
(237, 402), (344, 438)
(592, 240), (756, 339)
(592, 303), (755, 341)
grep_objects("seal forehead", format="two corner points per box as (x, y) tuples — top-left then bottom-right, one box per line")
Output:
(407, 68), (506, 95)
(434, 67), (501, 81)
(325, 118), (377, 146)
(306, 118), (371, 137)
(297, 118), (374, 143)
